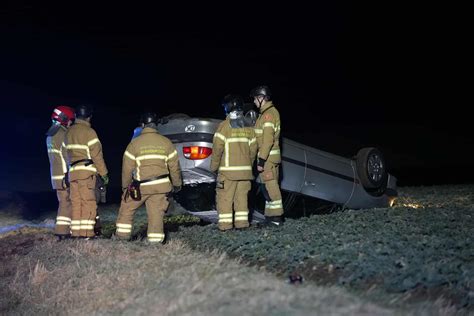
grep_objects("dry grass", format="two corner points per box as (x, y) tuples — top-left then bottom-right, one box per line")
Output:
(0, 231), (400, 316)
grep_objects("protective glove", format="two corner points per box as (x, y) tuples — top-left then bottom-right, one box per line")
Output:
(173, 185), (182, 193)
(257, 158), (266, 172)
(101, 174), (109, 186)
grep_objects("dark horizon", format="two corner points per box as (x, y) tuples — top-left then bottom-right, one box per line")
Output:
(1, 3), (471, 192)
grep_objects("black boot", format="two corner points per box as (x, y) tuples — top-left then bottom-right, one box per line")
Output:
(260, 216), (284, 227)
(55, 234), (71, 241)
(94, 215), (102, 237)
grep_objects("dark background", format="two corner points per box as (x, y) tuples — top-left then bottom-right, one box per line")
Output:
(0, 2), (471, 193)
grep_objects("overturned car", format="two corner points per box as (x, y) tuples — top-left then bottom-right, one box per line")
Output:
(134, 113), (397, 221)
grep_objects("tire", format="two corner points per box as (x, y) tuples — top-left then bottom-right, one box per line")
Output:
(355, 147), (388, 190)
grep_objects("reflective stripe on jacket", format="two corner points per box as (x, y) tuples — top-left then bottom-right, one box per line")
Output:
(64, 119), (108, 181)
(46, 126), (68, 189)
(210, 118), (257, 180)
(122, 127), (182, 194)
(254, 101), (281, 163)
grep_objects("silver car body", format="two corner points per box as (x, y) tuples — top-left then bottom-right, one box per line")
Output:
(153, 114), (397, 212)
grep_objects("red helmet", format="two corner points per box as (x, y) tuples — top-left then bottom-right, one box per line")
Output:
(51, 105), (75, 126)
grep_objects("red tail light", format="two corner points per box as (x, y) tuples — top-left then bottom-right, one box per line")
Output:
(183, 146), (212, 160)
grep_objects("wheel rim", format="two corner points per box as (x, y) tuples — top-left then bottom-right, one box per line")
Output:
(367, 153), (384, 183)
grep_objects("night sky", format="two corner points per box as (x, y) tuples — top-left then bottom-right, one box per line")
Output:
(0, 3), (471, 192)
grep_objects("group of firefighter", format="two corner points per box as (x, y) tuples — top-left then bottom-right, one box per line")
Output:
(46, 85), (283, 244)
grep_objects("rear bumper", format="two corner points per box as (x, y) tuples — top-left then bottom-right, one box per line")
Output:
(182, 167), (216, 185)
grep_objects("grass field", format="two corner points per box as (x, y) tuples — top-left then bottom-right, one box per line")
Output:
(0, 184), (472, 315)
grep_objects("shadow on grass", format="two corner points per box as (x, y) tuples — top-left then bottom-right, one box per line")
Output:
(100, 216), (210, 241)
(250, 187), (344, 220)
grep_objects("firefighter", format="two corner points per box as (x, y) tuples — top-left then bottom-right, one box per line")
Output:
(210, 95), (257, 231)
(46, 105), (75, 240)
(251, 85), (284, 226)
(115, 112), (182, 244)
(63, 105), (109, 239)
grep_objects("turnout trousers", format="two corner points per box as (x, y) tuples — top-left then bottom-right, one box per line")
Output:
(54, 189), (72, 236)
(260, 161), (284, 217)
(69, 175), (97, 237)
(115, 193), (169, 243)
(216, 174), (251, 231)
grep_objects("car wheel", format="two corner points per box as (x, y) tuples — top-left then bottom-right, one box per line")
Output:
(355, 147), (388, 190)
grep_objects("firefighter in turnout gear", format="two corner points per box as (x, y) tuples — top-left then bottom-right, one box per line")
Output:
(210, 95), (257, 231)
(63, 105), (109, 238)
(115, 112), (182, 244)
(251, 85), (284, 226)
(46, 105), (75, 239)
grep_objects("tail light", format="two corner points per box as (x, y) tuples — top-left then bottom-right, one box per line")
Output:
(183, 146), (212, 160)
